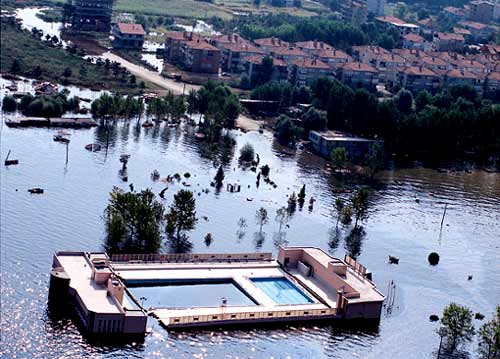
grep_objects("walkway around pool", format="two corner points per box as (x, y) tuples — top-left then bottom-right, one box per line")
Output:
(50, 247), (385, 334)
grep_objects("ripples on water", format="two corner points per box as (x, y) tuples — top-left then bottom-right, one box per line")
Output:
(1, 120), (499, 358)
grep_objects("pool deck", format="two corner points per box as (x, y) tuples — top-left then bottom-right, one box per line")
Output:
(51, 247), (385, 333)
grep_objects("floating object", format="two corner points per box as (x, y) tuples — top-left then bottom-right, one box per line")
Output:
(428, 252), (440, 266)
(28, 188), (44, 194)
(388, 255), (399, 264)
(227, 183), (241, 193)
(468, 275), (473, 281)
(142, 121), (154, 128)
(429, 314), (439, 322)
(246, 197), (253, 201)
(34, 81), (58, 95)
(4, 150), (19, 166)
(159, 187), (168, 199)
(194, 132), (206, 139)
(85, 143), (101, 152)
(53, 134), (70, 143)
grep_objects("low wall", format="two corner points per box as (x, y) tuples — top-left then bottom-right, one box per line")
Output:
(165, 307), (338, 327)
(111, 252), (273, 263)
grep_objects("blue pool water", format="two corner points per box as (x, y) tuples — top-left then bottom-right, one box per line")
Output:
(251, 277), (314, 305)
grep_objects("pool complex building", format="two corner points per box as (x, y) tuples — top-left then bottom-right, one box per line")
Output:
(49, 247), (385, 336)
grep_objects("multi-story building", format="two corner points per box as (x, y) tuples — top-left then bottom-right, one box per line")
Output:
(254, 37), (290, 51)
(367, 0), (385, 16)
(164, 31), (203, 64)
(64, 0), (114, 31)
(402, 33), (429, 51)
(400, 66), (440, 92)
(484, 71), (500, 97)
(375, 16), (420, 37)
(340, 0), (368, 25)
(270, 46), (308, 63)
(181, 39), (221, 74)
(443, 6), (467, 21)
(317, 49), (353, 69)
(242, 55), (288, 83)
(309, 130), (383, 162)
(294, 41), (333, 56)
(433, 32), (465, 51)
(289, 58), (333, 86)
(468, 0), (495, 23)
(458, 21), (495, 42)
(218, 42), (265, 73)
(111, 23), (145, 50)
(445, 69), (485, 94)
(339, 62), (379, 87)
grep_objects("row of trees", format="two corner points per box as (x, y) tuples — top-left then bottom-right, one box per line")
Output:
(146, 92), (186, 122)
(255, 78), (500, 160)
(91, 93), (144, 120)
(222, 13), (400, 50)
(2, 90), (80, 117)
(104, 187), (197, 254)
(438, 303), (499, 358)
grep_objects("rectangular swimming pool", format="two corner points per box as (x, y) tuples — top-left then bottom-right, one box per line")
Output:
(127, 281), (257, 308)
(251, 277), (314, 305)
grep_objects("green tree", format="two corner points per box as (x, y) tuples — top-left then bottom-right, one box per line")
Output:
(240, 143), (255, 162)
(10, 58), (22, 74)
(351, 188), (369, 229)
(63, 67), (72, 78)
(2, 96), (17, 112)
(302, 107), (327, 134)
(104, 187), (164, 253)
(256, 207), (269, 233)
(334, 198), (344, 228)
(187, 88), (198, 116)
(396, 89), (413, 113)
(366, 142), (384, 180)
(440, 303), (475, 352)
(166, 189), (197, 241)
(223, 95), (240, 129)
(478, 306), (500, 359)
(331, 147), (348, 170)
(275, 206), (289, 233)
(214, 165), (225, 188)
(32, 65), (43, 78)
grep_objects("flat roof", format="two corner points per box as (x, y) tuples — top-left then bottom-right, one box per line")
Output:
(56, 254), (121, 314)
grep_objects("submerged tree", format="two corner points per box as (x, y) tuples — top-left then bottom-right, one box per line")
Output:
(166, 189), (197, 243)
(104, 187), (164, 253)
(334, 198), (344, 228)
(440, 303), (475, 353)
(240, 143), (255, 162)
(214, 165), (225, 188)
(275, 206), (290, 233)
(366, 142), (384, 180)
(352, 188), (369, 229)
(478, 306), (500, 359)
(255, 207), (269, 233)
(331, 147), (348, 171)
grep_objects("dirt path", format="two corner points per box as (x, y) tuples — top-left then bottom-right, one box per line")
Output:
(104, 51), (264, 132)
(102, 52), (199, 95)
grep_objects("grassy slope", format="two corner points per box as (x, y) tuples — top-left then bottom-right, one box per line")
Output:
(0, 19), (140, 93)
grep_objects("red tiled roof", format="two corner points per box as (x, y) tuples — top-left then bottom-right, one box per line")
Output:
(222, 42), (264, 54)
(403, 66), (438, 77)
(295, 40), (333, 51)
(446, 69), (479, 79)
(403, 33), (424, 42)
(435, 32), (464, 41)
(376, 15), (406, 25)
(117, 23), (145, 36)
(212, 33), (249, 45)
(352, 45), (391, 56)
(459, 21), (487, 30)
(453, 27), (471, 35)
(341, 62), (378, 73)
(270, 46), (307, 57)
(254, 37), (289, 48)
(242, 55), (287, 67)
(292, 58), (331, 70)
(420, 55), (447, 66)
(317, 49), (352, 60)
(165, 31), (203, 42)
(443, 6), (465, 16)
(486, 71), (500, 81)
(184, 40), (219, 51)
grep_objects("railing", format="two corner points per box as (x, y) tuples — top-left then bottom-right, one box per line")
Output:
(344, 255), (367, 277)
(166, 307), (337, 326)
(111, 252), (273, 263)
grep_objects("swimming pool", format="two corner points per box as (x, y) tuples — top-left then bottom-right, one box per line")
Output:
(251, 277), (314, 305)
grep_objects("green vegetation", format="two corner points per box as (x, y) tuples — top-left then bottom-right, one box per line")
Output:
(104, 187), (165, 254)
(440, 303), (475, 353)
(254, 77), (500, 161)
(222, 14), (399, 50)
(478, 306), (500, 359)
(331, 147), (348, 170)
(166, 189), (198, 242)
(13, 90), (79, 117)
(91, 93), (144, 119)
(0, 17), (140, 93)
(255, 207), (269, 233)
(2, 96), (17, 113)
(239, 143), (255, 162)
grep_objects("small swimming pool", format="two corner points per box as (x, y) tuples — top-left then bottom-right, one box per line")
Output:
(251, 277), (314, 305)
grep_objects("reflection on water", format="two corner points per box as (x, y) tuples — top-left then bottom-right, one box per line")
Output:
(1, 119), (499, 358)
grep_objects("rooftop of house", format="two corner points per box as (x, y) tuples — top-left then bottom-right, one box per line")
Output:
(116, 23), (145, 36)
(212, 33), (249, 45)
(222, 42), (265, 54)
(270, 46), (308, 57)
(486, 71), (500, 81)
(292, 58), (331, 70)
(317, 48), (352, 60)
(352, 45), (391, 56)
(446, 68), (481, 79)
(435, 32), (465, 41)
(294, 40), (333, 51)
(184, 39), (220, 51)
(403, 66), (438, 77)
(254, 37), (290, 48)
(165, 31), (203, 42)
(375, 15), (419, 28)
(403, 33), (425, 42)
(458, 21), (488, 30)
(443, 6), (466, 16)
(453, 27), (472, 35)
(242, 55), (287, 67)
(341, 62), (378, 73)
(311, 130), (378, 142)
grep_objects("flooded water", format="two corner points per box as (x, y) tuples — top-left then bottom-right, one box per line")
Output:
(3, 6), (500, 359)
(1, 117), (499, 358)
(16, 7), (64, 42)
